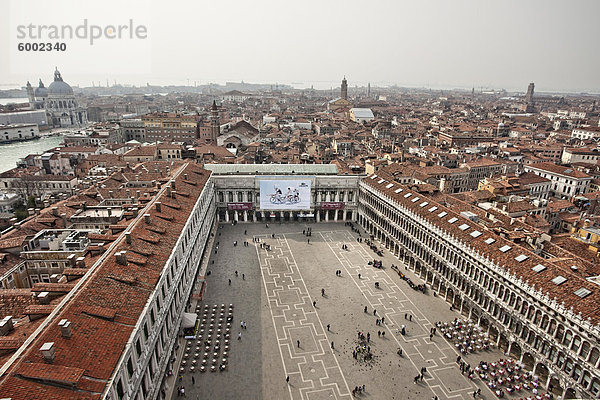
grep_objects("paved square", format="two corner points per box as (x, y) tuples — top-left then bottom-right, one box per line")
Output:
(176, 223), (506, 400)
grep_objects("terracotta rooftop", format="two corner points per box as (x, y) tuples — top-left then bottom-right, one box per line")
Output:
(363, 172), (600, 325)
(0, 162), (210, 399)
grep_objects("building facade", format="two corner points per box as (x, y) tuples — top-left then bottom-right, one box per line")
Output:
(357, 173), (600, 399)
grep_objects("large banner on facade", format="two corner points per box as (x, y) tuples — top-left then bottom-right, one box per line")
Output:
(259, 179), (311, 210)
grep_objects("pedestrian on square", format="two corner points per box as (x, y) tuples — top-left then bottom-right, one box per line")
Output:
(362, 384), (365, 392)
(297, 340), (300, 348)
(367, 332), (370, 342)
(241, 321), (244, 328)
(307, 238), (310, 244)
(321, 288), (325, 296)
(244, 230), (247, 235)
(373, 309), (377, 316)
(409, 315), (412, 321)
(378, 330), (381, 337)
(382, 331), (385, 338)
(191, 376), (195, 385)
(331, 341), (334, 349)
(235, 271), (238, 277)
(286, 376), (290, 383)
(364, 306), (368, 313)
(429, 333), (433, 340)
(242, 273), (245, 280)
(404, 313), (407, 319)
(327, 324), (330, 331)
(358, 273), (361, 279)
(238, 332), (242, 340)
(313, 300), (316, 307)
(381, 316), (385, 324)
(243, 322), (247, 329)
(228, 279), (231, 285)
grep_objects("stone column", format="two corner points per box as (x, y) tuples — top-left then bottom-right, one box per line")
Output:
(316, 212), (321, 222)
(325, 211), (329, 222)
(280, 211), (284, 221)
(252, 212), (257, 222)
(234, 211), (239, 222)
(225, 211), (229, 222)
(334, 210), (338, 221)
(243, 211), (248, 222)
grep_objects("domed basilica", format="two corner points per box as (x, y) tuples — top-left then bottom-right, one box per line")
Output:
(26, 68), (88, 128)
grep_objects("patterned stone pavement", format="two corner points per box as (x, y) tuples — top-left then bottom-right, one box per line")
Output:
(177, 223), (504, 400)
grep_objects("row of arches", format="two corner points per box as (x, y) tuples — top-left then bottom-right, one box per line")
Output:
(356, 184), (600, 398)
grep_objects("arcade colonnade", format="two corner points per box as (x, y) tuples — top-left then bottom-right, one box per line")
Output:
(356, 181), (600, 399)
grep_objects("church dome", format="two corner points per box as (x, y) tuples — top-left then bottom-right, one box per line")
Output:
(34, 79), (48, 98)
(48, 69), (73, 95)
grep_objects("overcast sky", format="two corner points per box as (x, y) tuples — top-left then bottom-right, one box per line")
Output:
(1, 0), (599, 92)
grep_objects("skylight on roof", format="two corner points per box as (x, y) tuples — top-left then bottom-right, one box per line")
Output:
(499, 245), (512, 253)
(564, 169), (573, 174)
(459, 223), (470, 231)
(386, 183), (394, 189)
(532, 264), (546, 273)
(404, 193), (412, 198)
(370, 174), (378, 179)
(448, 217), (458, 224)
(484, 238), (496, 245)
(552, 275), (567, 285)
(515, 254), (528, 262)
(470, 230), (482, 238)
(394, 188), (403, 193)
(420, 201), (429, 208)
(428, 206), (438, 212)
(411, 197), (419, 203)
(574, 287), (592, 298)
(378, 179), (385, 184)
(438, 211), (448, 218)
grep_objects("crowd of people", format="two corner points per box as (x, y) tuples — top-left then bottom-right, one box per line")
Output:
(436, 318), (493, 354)
(391, 264), (426, 292)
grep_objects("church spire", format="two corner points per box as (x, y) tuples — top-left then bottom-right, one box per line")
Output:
(341, 76), (348, 100)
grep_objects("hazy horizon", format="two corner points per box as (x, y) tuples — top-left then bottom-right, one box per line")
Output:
(2, 0), (600, 94)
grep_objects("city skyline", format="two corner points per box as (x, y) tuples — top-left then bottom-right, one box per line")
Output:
(2, 0), (600, 93)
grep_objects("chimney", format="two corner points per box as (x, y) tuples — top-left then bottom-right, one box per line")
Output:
(0, 316), (14, 336)
(40, 342), (55, 363)
(184, 173), (188, 180)
(43, 200), (50, 208)
(131, 207), (139, 217)
(125, 231), (132, 244)
(116, 251), (128, 265)
(76, 257), (85, 268)
(144, 214), (151, 224)
(167, 186), (172, 197)
(107, 207), (112, 217)
(35, 208), (41, 215)
(171, 180), (176, 191)
(50, 274), (60, 283)
(28, 208), (35, 216)
(58, 319), (72, 338)
(172, 190), (177, 199)
(38, 291), (50, 305)
(67, 253), (76, 267)
(136, 190), (141, 198)
(60, 213), (67, 227)
(155, 202), (161, 212)
(126, 189), (131, 198)
(82, 202), (87, 211)
(108, 190), (114, 198)
(126, 162), (130, 170)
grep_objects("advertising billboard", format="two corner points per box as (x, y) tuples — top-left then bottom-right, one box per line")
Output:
(259, 179), (311, 210)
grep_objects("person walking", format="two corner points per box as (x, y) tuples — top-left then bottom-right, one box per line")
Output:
(238, 332), (242, 340)
(307, 238), (310, 244)
(242, 273), (245, 280)
(327, 324), (330, 331)
(191, 376), (195, 385)
(228, 279), (231, 285)
(321, 288), (325, 296)
(297, 340), (300, 348)
(286, 376), (290, 383)
(331, 341), (334, 349)
(313, 300), (316, 308)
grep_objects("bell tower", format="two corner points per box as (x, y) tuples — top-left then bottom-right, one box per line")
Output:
(341, 76), (348, 100)
(210, 100), (219, 144)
